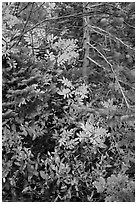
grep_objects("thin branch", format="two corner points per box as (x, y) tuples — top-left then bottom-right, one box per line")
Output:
(33, 2), (46, 13)
(88, 25), (107, 38)
(88, 42), (130, 108)
(90, 25), (135, 51)
(9, 5), (104, 43)
(116, 80), (130, 108)
(87, 42), (108, 63)
(87, 56), (105, 69)
(16, 3), (31, 16)
(21, 11), (87, 33)
(30, 31), (34, 56)
(82, 5), (90, 80)
(12, 3), (34, 47)
(118, 80), (135, 90)
(124, 21), (135, 29)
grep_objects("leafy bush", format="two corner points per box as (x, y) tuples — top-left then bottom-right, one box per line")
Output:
(2, 2), (135, 202)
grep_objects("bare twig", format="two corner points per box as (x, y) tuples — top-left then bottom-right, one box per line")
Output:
(16, 3), (31, 16)
(12, 3), (34, 47)
(87, 42), (108, 62)
(118, 80), (135, 90)
(88, 42), (130, 108)
(30, 31), (34, 56)
(87, 56), (105, 69)
(124, 21), (135, 29)
(33, 2), (46, 13)
(9, 4), (104, 44)
(90, 25), (135, 51)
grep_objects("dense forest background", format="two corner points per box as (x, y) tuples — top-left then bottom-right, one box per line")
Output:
(2, 2), (135, 202)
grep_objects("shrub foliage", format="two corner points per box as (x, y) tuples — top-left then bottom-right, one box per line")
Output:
(2, 2), (135, 202)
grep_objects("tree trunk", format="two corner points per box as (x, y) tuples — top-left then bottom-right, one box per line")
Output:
(82, 3), (90, 82)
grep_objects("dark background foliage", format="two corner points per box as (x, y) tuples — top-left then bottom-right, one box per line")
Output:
(2, 2), (135, 202)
